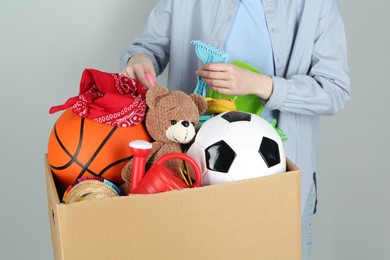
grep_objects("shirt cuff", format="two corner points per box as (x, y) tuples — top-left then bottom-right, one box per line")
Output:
(265, 76), (288, 110)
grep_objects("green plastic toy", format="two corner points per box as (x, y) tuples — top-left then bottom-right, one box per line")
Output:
(270, 119), (288, 143)
(206, 60), (264, 116)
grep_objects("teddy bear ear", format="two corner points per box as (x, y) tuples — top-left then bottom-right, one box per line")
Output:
(190, 94), (207, 116)
(146, 86), (169, 109)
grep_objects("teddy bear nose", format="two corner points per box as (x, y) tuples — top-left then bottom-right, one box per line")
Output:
(182, 121), (190, 127)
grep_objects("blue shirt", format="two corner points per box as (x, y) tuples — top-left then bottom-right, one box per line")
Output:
(224, 0), (275, 122)
(120, 0), (351, 212)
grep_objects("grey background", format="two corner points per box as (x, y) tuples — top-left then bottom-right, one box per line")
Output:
(0, 0), (388, 259)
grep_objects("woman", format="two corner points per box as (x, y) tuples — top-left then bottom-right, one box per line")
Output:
(120, 0), (351, 258)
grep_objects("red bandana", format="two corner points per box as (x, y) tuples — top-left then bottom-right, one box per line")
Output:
(49, 69), (147, 127)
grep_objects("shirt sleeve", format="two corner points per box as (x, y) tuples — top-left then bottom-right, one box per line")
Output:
(265, 0), (350, 116)
(119, 0), (172, 75)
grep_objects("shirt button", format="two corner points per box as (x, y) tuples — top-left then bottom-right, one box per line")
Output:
(277, 57), (282, 63)
(272, 27), (279, 33)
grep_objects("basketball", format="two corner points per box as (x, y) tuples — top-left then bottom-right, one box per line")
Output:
(48, 109), (151, 192)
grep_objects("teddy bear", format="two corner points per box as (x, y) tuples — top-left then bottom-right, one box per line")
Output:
(121, 86), (207, 194)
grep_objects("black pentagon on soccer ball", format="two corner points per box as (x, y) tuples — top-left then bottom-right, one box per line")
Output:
(221, 111), (251, 123)
(205, 140), (237, 173)
(259, 137), (281, 168)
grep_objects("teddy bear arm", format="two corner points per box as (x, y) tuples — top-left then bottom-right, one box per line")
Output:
(121, 159), (134, 182)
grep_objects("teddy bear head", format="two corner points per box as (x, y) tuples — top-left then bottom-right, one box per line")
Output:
(145, 86), (207, 144)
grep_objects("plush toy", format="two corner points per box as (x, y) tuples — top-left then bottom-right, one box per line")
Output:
(121, 86), (207, 193)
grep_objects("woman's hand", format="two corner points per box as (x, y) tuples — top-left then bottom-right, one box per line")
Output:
(122, 53), (157, 88)
(196, 63), (273, 100)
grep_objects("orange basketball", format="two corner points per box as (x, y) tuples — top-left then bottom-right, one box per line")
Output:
(48, 109), (151, 192)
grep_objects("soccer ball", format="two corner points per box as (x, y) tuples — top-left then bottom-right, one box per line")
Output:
(186, 111), (286, 186)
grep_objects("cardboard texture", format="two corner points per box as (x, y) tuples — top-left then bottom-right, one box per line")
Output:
(45, 154), (301, 260)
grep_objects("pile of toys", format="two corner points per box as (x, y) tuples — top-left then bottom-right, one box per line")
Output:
(48, 42), (287, 204)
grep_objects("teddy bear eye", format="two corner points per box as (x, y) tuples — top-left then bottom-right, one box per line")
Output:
(171, 120), (177, 125)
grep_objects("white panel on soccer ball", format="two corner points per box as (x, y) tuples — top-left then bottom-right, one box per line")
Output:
(251, 115), (277, 134)
(224, 121), (263, 153)
(195, 117), (230, 147)
(186, 143), (207, 179)
(228, 152), (268, 181)
(202, 170), (233, 186)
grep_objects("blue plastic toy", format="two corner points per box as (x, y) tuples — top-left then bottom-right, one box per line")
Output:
(191, 40), (263, 116)
(191, 40), (229, 96)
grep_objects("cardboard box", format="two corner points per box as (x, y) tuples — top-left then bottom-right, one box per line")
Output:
(45, 154), (301, 260)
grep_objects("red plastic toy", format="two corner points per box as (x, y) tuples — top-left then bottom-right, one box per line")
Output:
(128, 140), (202, 195)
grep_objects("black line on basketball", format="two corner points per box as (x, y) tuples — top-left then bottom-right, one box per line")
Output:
(75, 126), (119, 180)
(98, 155), (134, 177)
(49, 118), (85, 170)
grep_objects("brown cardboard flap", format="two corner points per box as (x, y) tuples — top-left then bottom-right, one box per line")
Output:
(44, 154), (63, 260)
